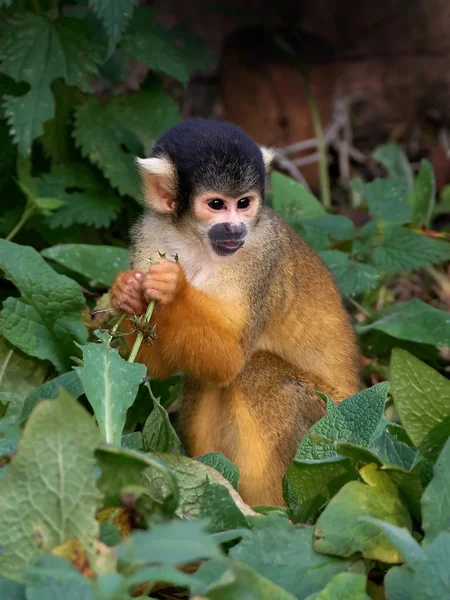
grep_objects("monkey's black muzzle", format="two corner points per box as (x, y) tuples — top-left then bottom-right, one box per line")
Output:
(208, 222), (247, 256)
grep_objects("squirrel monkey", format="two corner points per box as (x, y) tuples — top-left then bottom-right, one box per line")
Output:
(111, 118), (360, 506)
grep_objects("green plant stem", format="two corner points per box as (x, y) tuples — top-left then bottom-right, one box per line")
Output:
(348, 297), (372, 319)
(426, 266), (450, 297)
(6, 205), (36, 242)
(128, 300), (156, 363)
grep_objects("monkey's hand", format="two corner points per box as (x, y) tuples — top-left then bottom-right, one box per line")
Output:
(110, 270), (147, 316)
(143, 259), (184, 305)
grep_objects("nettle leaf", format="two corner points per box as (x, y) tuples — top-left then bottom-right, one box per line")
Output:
(123, 8), (211, 85)
(421, 438), (450, 542)
(89, 0), (138, 54)
(320, 250), (380, 298)
(0, 240), (87, 371)
(357, 178), (412, 224)
(0, 391), (101, 581)
(229, 515), (353, 598)
(303, 214), (355, 241)
(411, 159), (435, 227)
(312, 572), (367, 600)
(271, 171), (325, 224)
(73, 88), (180, 198)
(390, 349), (450, 460)
(372, 143), (414, 192)
(314, 463), (412, 562)
(296, 382), (389, 460)
(75, 332), (146, 445)
(21, 370), (83, 422)
(196, 452), (240, 490)
(39, 165), (122, 229)
(42, 244), (128, 287)
(142, 386), (181, 453)
(373, 225), (450, 275)
(356, 298), (450, 347)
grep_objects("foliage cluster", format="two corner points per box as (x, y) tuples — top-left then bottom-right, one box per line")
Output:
(1, 0), (450, 597)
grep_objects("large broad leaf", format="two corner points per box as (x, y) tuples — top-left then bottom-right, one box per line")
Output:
(196, 452), (240, 490)
(296, 382), (389, 460)
(74, 87), (180, 198)
(357, 178), (412, 224)
(390, 349), (450, 460)
(41, 244), (128, 287)
(142, 387), (181, 453)
(21, 370), (83, 422)
(271, 171), (325, 226)
(229, 515), (352, 598)
(0, 339), (47, 407)
(39, 165), (122, 229)
(314, 463), (412, 562)
(200, 483), (250, 534)
(372, 143), (414, 192)
(311, 572), (367, 600)
(411, 159), (435, 227)
(123, 8), (212, 85)
(75, 332), (146, 445)
(320, 250), (380, 297)
(0, 240), (87, 371)
(25, 555), (95, 600)
(0, 391), (101, 581)
(41, 83), (82, 163)
(421, 438), (450, 543)
(88, 0), (137, 53)
(373, 225), (450, 275)
(356, 298), (450, 347)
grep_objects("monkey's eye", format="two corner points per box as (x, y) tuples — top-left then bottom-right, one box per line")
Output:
(237, 197), (250, 209)
(208, 199), (225, 210)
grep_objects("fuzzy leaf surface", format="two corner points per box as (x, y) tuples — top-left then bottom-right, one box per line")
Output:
(0, 240), (87, 371)
(196, 452), (240, 490)
(421, 438), (450, 542)
(359, 178), (412, 224)
(0, 391), (101, 581)
(312, 572), (367, 600)
(0, 339), (47, 407)
(142, 387), (181, 453)
(21, 370), (83, 422)
(271, 172), (325, 225)
(320, 250), (380, 297)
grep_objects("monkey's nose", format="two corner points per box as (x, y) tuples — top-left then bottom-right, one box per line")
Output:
(224, 223), (232, 233)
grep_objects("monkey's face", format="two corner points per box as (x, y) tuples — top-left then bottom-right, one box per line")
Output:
(193, 191), (261, 256)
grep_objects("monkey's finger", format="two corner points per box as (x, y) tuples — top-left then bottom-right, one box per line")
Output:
(117, 298), (146, 315)
(149, 261), (179, 275)
(144, 287), (173, 305)
(145, 272), (178, 285)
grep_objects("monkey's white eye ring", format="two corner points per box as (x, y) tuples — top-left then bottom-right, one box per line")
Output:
(208, 199), (226, 210)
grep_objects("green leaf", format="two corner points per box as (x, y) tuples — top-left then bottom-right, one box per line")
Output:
(373, 225), (450, 275)
(3, 83), (54, 155)
(312, 572), (367, 600)
(412, 532), (450, 600)
(25, 555), (95, 600)
(356, 298), (450, 347)
(142, 386), (181, 453)
(75, 332), (146, 445)
(421, 438), (450, 542)
(0, 240), (87, 371)
(196, 452), (240, 490)
(39, 165), (122, 229)
(384, 565), (414, 600)
(271, 171), (325, 225)
(229, 515), (352, 597)
(369, 429), (417, 470)
(0, 339), (47, 408)
(390, 349), (450, 460)
(303, 214), (356, 240)
(314, 463), (412, 562)
(123, 8), (211, 85)
(200, 484), (250, 534)
(0, 390), (101, 581)
(41, 244), (128, 287)
(21, 370), (83, 422)
(88, 0), (137, 53)
(0, 576), (26, 599)
(73, 88), (180, 198)
(320, 250), (380, 297)
(372, 143), (414, 191)
(411, 159), (435, 227)
(358, 178), (412, 224)
(296, 383), (389, 460)
(116, 519), (221, 565)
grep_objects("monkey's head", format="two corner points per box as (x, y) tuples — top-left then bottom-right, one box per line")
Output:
(136, 118), (273, 256)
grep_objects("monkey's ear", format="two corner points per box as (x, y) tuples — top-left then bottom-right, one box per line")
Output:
(260, 146), (274, 172)
(136, 156), (176, 213)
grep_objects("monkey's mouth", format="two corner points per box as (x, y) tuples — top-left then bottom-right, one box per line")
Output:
(211, 239), (245, 255)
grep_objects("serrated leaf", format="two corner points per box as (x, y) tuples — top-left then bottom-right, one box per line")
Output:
(390, 349), (450, 460)
(229, 515), (352, 597)
(271, 171), (325, 225)
(21, 370), (83, 422)
(142, 386), (181, 453)
(116, 519), (221, 565)
(0, 391), (101, 581)
(372, 143), (414, 192)
(411, 159), (435, 227)
(39, 165), (122, 229)
(358, 178), (412, 224)
(421, 438), (450, 542)
(0, 239), (87, 371)
(312, 572), (367, 600)
(196, 452), (240, 490)
(73, 88), (180, 198)
(75, 333), (146, 445)
(320, 250), (380, 297)
(373, 225), (450, 274)
(296, 383), (389, 460)
(356, 298), (450, 347)
(88, 0), (137, 53)
(41, 244), (128, 287)
(303, 214), (356, 240)
(314, 463), (412, 562)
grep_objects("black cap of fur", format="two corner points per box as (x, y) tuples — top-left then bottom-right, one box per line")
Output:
(151, 118), (266, 215)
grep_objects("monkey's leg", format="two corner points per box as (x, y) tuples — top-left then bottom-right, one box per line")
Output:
(181, 351), (326, 507)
